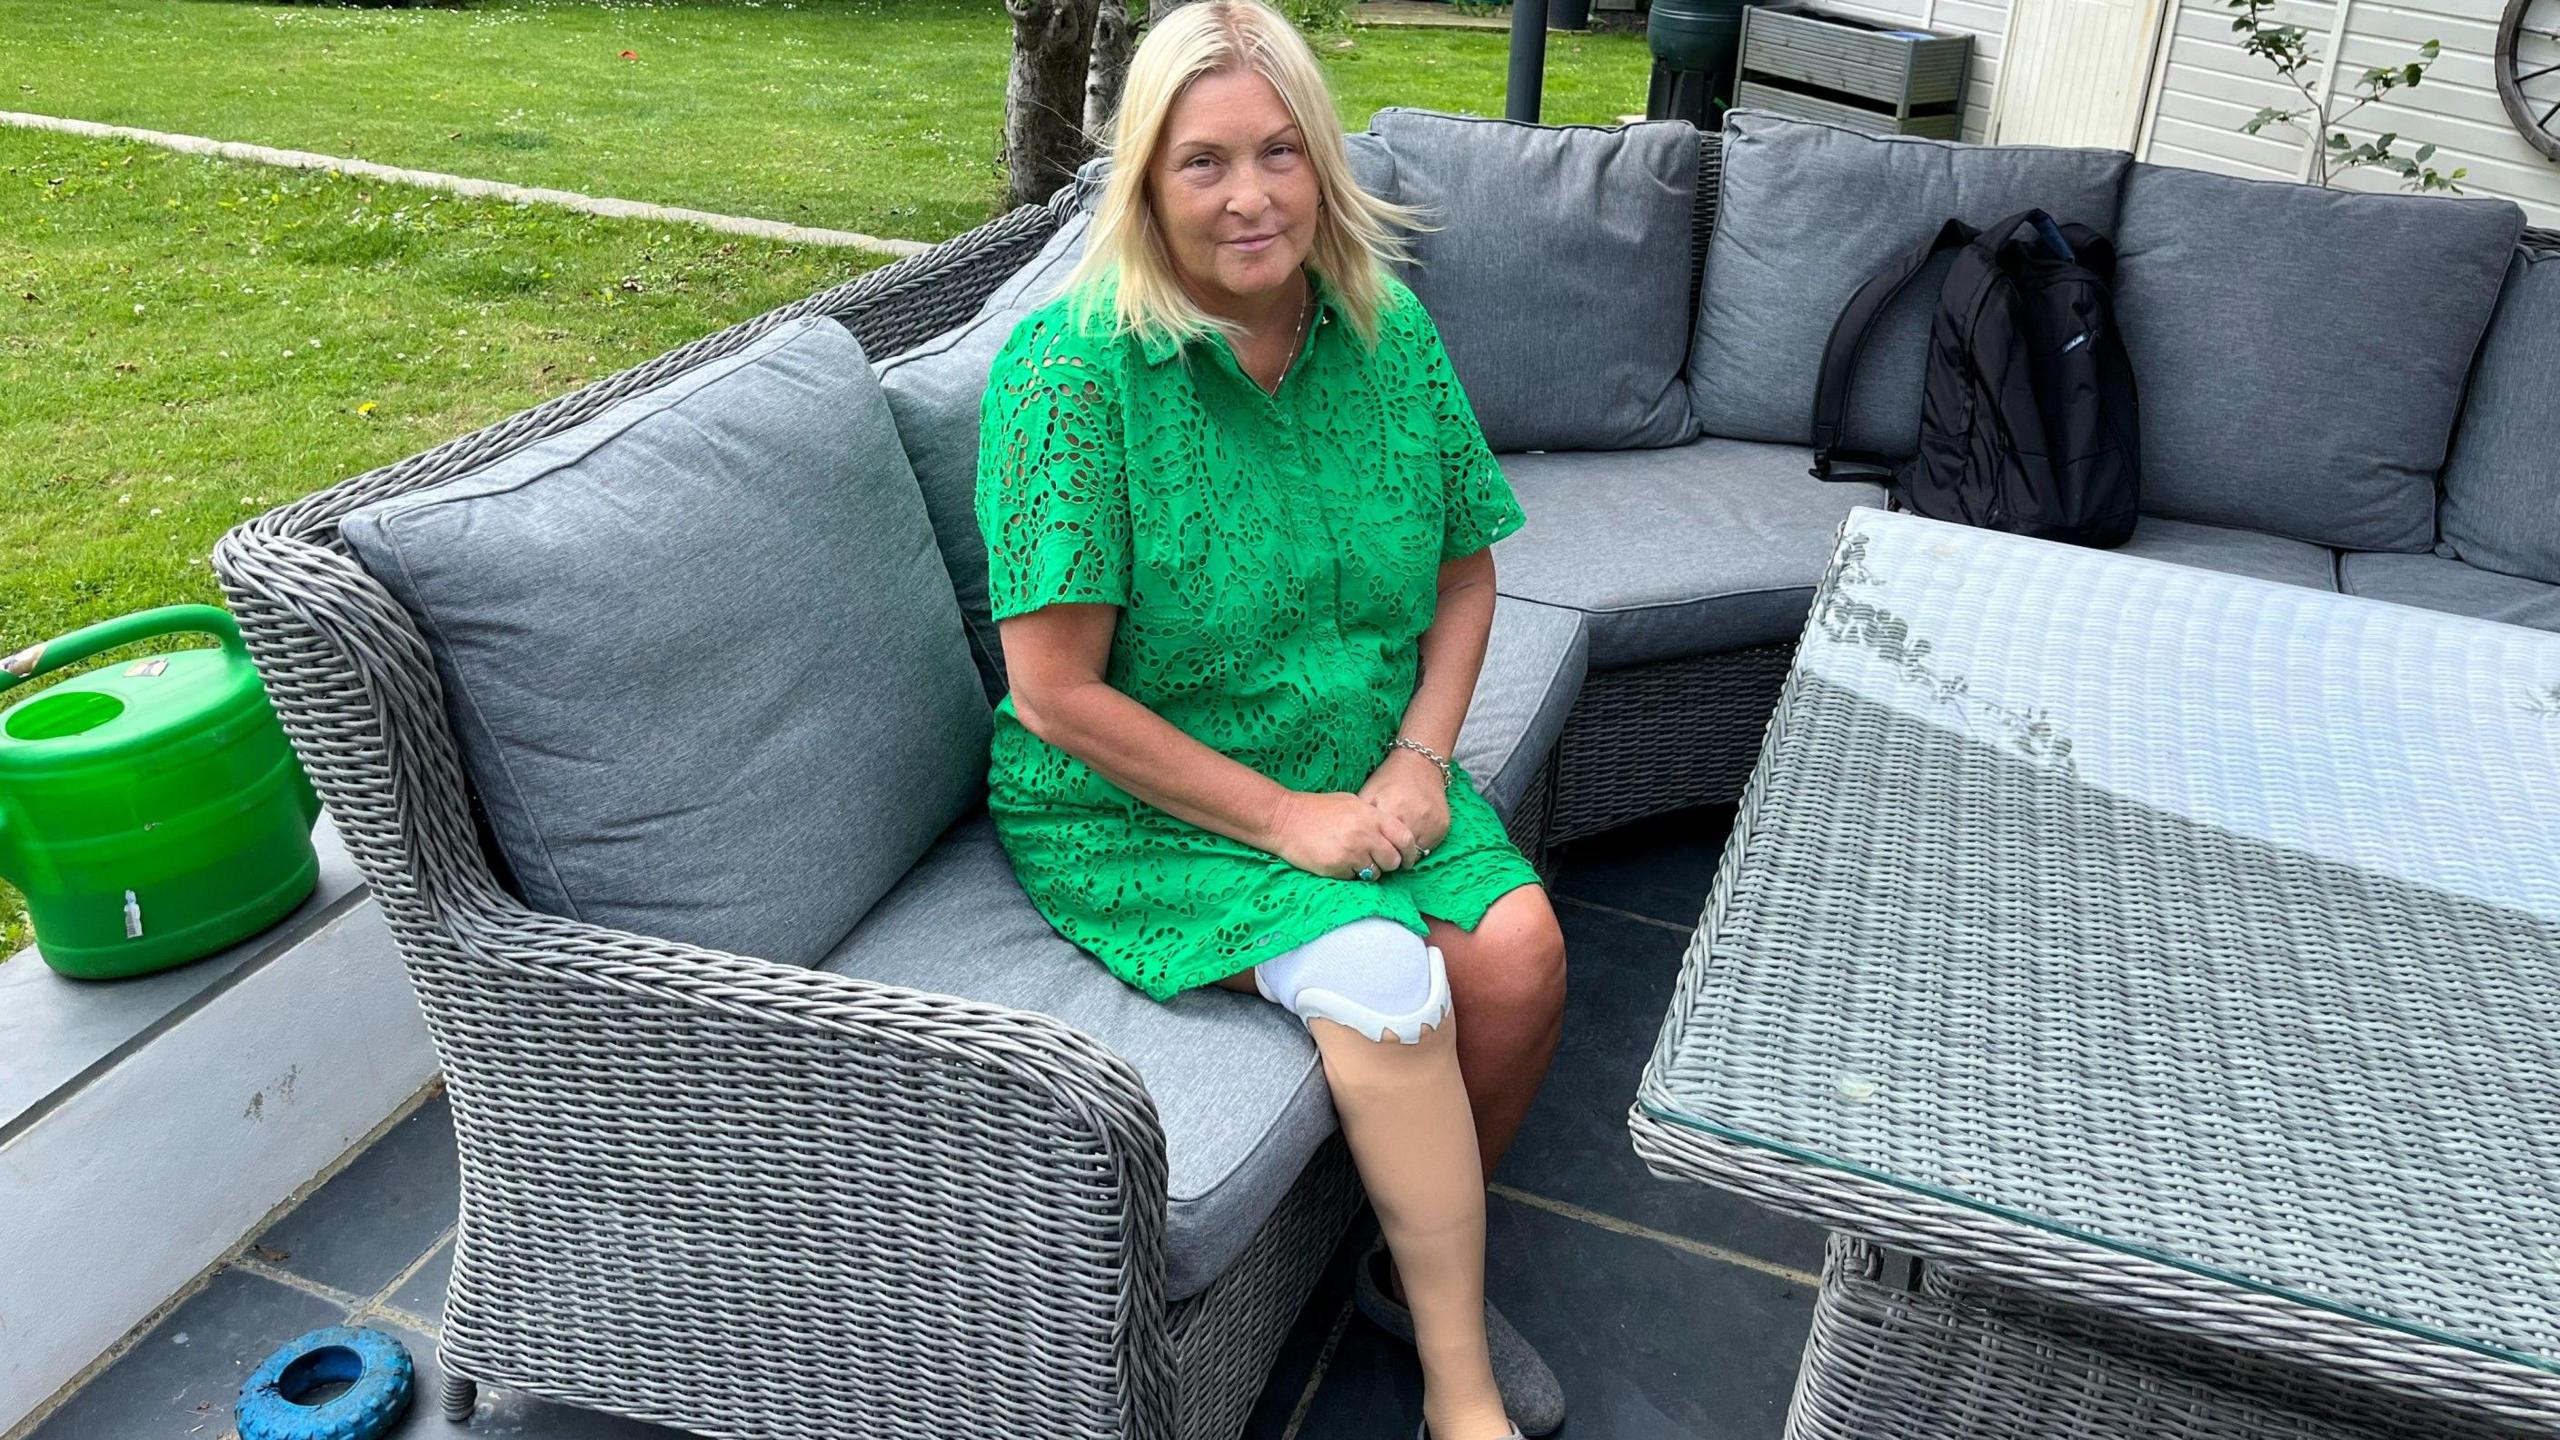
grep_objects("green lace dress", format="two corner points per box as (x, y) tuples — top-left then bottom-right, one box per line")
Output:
(974, 264), (1541, 1002)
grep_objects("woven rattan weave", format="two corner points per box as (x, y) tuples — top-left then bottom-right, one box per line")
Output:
(1789, 1237), (2538, 1440)
(1633, 509), (2560, 1438)
(1906, 1252), (2539, 1438)
(1546, 645), (1790, 844)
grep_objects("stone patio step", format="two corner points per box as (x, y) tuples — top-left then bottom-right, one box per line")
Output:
(0, 816), (436, 1434)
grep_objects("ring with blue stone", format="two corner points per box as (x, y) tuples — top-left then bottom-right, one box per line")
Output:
(1356, 865), (1378, 882)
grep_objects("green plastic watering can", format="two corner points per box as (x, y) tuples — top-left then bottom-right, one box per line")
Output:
(0, 605), (320, 980)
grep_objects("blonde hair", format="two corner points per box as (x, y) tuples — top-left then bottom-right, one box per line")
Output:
(1058, 0), (1434, 355)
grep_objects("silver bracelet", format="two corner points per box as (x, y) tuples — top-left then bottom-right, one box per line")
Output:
(1387, 735), (1453, 785)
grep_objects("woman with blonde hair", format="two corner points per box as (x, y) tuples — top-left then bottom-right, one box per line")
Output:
(975, 3), (1568, 1435)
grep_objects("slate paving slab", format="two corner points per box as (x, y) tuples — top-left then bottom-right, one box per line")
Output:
(387, 1238), (454, 1329)
(252, 1094), (459, 1300)
(27, 1269), (342, 1440)
(1288, 1193), (1812, 1439)
(1550, 806), (1736, 931)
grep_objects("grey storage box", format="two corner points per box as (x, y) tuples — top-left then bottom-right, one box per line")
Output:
(1737, 5), (1972, 138)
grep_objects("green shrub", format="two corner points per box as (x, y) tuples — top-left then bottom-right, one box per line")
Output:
(1276, 0), (1353, 34)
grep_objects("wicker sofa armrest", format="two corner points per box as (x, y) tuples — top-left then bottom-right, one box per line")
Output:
(216, 477), (1184, 1438)
(425, 894), (1178, 1440)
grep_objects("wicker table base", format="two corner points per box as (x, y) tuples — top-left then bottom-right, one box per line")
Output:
(1632, 1108), (2559, 1440)
(1787, 1236), (2533, 1440)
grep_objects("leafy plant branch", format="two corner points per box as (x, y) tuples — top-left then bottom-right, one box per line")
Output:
(2226, 0), (2467, 192)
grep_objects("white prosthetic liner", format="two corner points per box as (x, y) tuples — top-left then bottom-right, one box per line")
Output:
(1251, 917), (1452, 1045)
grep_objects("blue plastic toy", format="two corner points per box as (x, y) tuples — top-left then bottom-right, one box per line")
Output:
(235, 1326), (414, 1440)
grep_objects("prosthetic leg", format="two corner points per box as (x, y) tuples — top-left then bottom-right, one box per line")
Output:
(1254, 923), (1516, 1440)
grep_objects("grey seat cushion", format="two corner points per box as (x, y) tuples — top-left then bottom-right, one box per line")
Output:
(1454, 597), (1589, 823)
(1490, 438), (1888, 669)
(1371, 108), (1701, 454)
(2339, 552), (2560, 633)
(2439, 246), (2560, 585)
(344, 317), (990, 967)
(2112, 164), (2524, 553)
(1689, 111), (2128, 456)
(818, 812), (1334, 1302)
(2115, 518), (2337, 591)
(876, 212), (1093, 699)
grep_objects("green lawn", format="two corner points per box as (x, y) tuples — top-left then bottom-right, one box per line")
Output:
(3, 0), (1654, 245)
(0, 129), (874, 954)
(0, 0), (1652, 956)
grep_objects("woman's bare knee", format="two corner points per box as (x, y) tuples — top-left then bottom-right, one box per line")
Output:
(1440, 890), (1566, 1014)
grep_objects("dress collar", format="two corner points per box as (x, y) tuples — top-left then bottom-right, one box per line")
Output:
(1137, 266), (1354, 367)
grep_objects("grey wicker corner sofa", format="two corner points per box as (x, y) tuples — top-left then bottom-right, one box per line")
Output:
(212, 106), (2560, 1440)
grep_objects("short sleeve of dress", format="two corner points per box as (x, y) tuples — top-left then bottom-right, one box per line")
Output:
(1409, 301), (1526, 565)
(977, 311), (1132, 620)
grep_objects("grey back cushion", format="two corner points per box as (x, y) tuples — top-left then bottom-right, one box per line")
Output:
(876, 212), (1093, 698)
(343, 317), (990, 967)
(2112, 163), (2524, 552)
(1372, 107), (1701, 454)
(1690, 111), (2127, 455)
(2440, 247), (2560, 584)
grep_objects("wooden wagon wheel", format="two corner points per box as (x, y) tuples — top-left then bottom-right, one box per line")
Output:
(2500, 0), (2560, 162)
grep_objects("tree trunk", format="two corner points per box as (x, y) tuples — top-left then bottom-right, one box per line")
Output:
(1003, 0), (1104, 211)
(1086, 0), (1136, 143)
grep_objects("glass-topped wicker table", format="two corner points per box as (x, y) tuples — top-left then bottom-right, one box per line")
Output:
(1630, 509), (2560, 1439)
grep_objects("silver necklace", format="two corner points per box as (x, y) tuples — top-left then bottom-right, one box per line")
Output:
(1267, 278), (1312, 393)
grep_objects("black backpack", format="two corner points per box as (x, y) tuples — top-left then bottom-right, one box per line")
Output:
(1809, 208), (2140, 548)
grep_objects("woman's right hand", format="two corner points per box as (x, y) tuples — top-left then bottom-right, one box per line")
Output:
(1264, 790), (1419, 881)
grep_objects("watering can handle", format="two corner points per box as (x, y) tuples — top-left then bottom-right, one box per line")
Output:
(0, 605), (247, 696)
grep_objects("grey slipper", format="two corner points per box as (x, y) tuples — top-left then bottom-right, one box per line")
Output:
(1356, 1237), (1564, 1436)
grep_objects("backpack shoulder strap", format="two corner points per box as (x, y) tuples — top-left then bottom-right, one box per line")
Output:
(2057, 221), (2116, 279)
(1810, 217), (1976, 481)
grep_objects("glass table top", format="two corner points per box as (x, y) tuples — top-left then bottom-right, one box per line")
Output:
(1639, 509), (2560, 1376)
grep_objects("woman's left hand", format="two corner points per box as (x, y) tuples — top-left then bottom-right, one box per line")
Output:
(1359, 748), (1452, 864)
